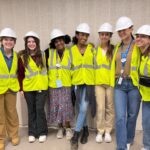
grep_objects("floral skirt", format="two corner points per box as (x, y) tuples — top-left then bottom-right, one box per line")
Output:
(47, 87), (74, 125)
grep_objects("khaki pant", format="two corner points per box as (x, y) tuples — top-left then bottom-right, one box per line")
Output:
(95, 85), (114, 134)
(0, 92), (19, 143)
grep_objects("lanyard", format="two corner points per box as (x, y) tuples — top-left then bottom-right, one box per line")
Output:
(121, 39), (133, 69)
(56, 51), (64, 78)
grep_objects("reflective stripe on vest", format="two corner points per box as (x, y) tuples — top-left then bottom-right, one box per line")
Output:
(143, 56), (150, 76)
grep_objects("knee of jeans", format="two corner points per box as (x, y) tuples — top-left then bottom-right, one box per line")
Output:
(79, 104), (88, 114)
(116, 116), (126, 125)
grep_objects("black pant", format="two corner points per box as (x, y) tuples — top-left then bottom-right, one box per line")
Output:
(24, 90), (48, 137)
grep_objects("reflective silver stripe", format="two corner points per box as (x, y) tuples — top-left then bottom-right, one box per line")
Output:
(50, 49), (54, 66)
(95, 64), (110, 70)
(143, 56), (150, 76)
(48, 49), (71, 70)
(25, 72), (38, 78)
(72, 64), (94, 70)
(27, 64), (33, 73)
(131, 66), (137, 71)
(0, 74), (17, 78)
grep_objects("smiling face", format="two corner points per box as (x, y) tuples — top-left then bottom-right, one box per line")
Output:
(118, 27), (133, 41)
(1, 37), (16, 51)
(76, 32), (89, 45)
(27, 37), (37, 51)
(135, 34), (150, 53)
(99, 32), (111, 44)
(54, 37), (65, 50)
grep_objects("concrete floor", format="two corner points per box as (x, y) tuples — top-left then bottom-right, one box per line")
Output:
(5, 128), (143, 150)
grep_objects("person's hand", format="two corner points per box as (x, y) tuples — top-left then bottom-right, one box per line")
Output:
(20, 91), (24, 97)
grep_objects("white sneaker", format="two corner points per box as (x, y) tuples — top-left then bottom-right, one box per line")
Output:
(141, 148), (147, 150)
(66, 128), (73, 140)
(104, 132), (112, 143)
(57, 128), (64, 139)
(39, 135), (47, 143)
(28, 136), (36, 143)
(96, 133), (103, 143)
(127, 143), (131, 150)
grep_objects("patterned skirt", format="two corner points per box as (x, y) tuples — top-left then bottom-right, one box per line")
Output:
(47, 87), (74, 125)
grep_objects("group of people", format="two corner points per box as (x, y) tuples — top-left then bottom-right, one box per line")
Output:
(0, 16), (150, 150)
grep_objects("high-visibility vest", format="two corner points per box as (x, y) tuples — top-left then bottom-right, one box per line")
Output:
(111, 43), (141, 87)
(95, 46), (113, 86)
(48, 48), (71, 88)
(139, 55), (150, 101)
(0, 49), (19, 94)
(22, 53), (48, 91)
(71, 44), (95, 85)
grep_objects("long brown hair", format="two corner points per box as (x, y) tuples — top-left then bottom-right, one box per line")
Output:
(106, 40), (114, 62)
(22, 37), (44, 68)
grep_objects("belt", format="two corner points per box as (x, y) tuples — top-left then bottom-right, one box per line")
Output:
(139, 76), (150, 87)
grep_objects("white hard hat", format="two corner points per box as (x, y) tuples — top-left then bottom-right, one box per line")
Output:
(98, 23), (113, 33)
(136, 25), (150, 36)
(76, 23), (90, 34)
(0, 28), (17, 38)
(50, 29), (65, 41)
(24, 31), (39, 39)
(115, 16), (133, 32)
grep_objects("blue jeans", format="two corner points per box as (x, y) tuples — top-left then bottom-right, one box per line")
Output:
(142, 102), (150, 150)
(75, 85), (89, 132)
(114, 79), (141, 150)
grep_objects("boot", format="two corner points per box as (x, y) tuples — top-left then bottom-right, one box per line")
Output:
(70, 131), (80, 150)
(80, 126), (89, 144)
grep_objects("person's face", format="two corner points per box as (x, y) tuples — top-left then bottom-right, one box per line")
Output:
(27, 37), (37, 51)
(1, 37), (16, 50)
(54, 38), (65, 50)
(99, 32), (111, 44)
(135, 34), (150, 53)
(76, 32), (89, 45)
(118, 27), (133, 41)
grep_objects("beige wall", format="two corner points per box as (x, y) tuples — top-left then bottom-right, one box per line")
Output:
(1, 0), (150, 129)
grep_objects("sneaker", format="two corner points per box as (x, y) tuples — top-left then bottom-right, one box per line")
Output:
(127, 143), (131, 150)
(28, 136), (36, 143)
(39, 135), (47, 143)
(96, 133), (103, 143)
(66, 128), (73, 140)
(104, 133), (112, 143)
(141, 148), (147, 150)
(11, 137), (20, 146)
(57, 128), (64, 139)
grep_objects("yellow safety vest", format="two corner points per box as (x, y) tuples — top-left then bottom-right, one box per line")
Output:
(22, 53), (48, 91)
(71, 44), (95, 85)
(48, 48), (71, 88)
(111, 43), (141, 87)
(139, 55), (150, 101)
(0, 49), (19, 94)
(95, 46), (113, 86)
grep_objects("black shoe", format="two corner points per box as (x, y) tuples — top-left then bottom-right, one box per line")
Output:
(80, 126), (89, 144)
(70, 131), (80, 150)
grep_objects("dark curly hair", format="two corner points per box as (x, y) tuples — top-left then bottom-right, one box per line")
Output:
(49, 35), (71, 49)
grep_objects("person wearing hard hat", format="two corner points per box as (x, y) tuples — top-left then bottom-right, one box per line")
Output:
(46, 29), (73, 140)
(18, 31), (48, 143)
(95, 23), (114, 143)
(0, 28), (20, 150)
(135, 25), (150, 150)
(70, 23), (96, 149)
(112, 16), (141, 150)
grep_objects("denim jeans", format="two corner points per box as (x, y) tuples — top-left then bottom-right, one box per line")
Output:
(24, 90), (48, 137)
(142, 102), (150, 150)
(114, 79), (141, 150)
(74, 85), (89, 132)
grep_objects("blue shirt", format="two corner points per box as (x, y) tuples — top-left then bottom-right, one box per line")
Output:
(1, 48), (13, 71)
